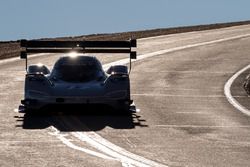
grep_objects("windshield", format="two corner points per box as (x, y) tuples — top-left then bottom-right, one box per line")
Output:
(52, 56), (103, 82)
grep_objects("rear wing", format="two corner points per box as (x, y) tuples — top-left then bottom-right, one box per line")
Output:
(20, 39), (137, 71)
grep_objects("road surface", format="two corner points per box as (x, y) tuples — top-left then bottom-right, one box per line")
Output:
(1, 25), (250, 166)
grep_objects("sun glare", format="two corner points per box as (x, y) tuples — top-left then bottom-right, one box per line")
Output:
(69, 52), (78, 58)
(37, 63), (43, 67)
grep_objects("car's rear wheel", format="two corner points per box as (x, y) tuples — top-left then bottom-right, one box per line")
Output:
(116, 100), (132, 115)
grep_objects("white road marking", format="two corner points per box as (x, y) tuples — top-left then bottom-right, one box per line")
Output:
(137, 25), (250, 41)
(50, 115), (167, 167)
(72, 132), (154, 167)
(66, 116), (167, 167)
(224, 64), (250, 116)
(46, 33), (250, 166)
(6, 32), (249, 166)
(103, 33), (250, 70)
(48, 126), (116, 161)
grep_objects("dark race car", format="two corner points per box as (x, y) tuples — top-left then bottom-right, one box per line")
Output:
(19, 40), (137, 113)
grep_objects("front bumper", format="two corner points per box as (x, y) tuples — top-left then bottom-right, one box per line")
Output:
(21, 96), (132, 111)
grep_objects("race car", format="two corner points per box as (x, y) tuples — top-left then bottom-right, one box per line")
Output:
(19, 39), (137, 112)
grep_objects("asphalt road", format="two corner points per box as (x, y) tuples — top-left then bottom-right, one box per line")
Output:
(1, 25), (250, 167)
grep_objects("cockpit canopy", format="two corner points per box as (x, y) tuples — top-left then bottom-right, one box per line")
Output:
(51, 55), (104, 82)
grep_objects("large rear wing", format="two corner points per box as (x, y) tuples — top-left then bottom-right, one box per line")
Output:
(20, 39), (137, 71)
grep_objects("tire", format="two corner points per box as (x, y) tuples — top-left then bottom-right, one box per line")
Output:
(24, 106), (40, 115)
(117, 103), (131, 115)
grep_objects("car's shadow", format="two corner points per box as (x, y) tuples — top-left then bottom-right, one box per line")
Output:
(15, 105), (148, 132)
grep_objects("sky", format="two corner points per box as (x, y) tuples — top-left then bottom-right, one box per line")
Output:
(0, 0), (250, 41)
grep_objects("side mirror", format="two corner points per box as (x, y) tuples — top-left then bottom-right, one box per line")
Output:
(28, 64), (50, 75)
(106, 65), (128, 75)
(106, 66), (112, 75)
